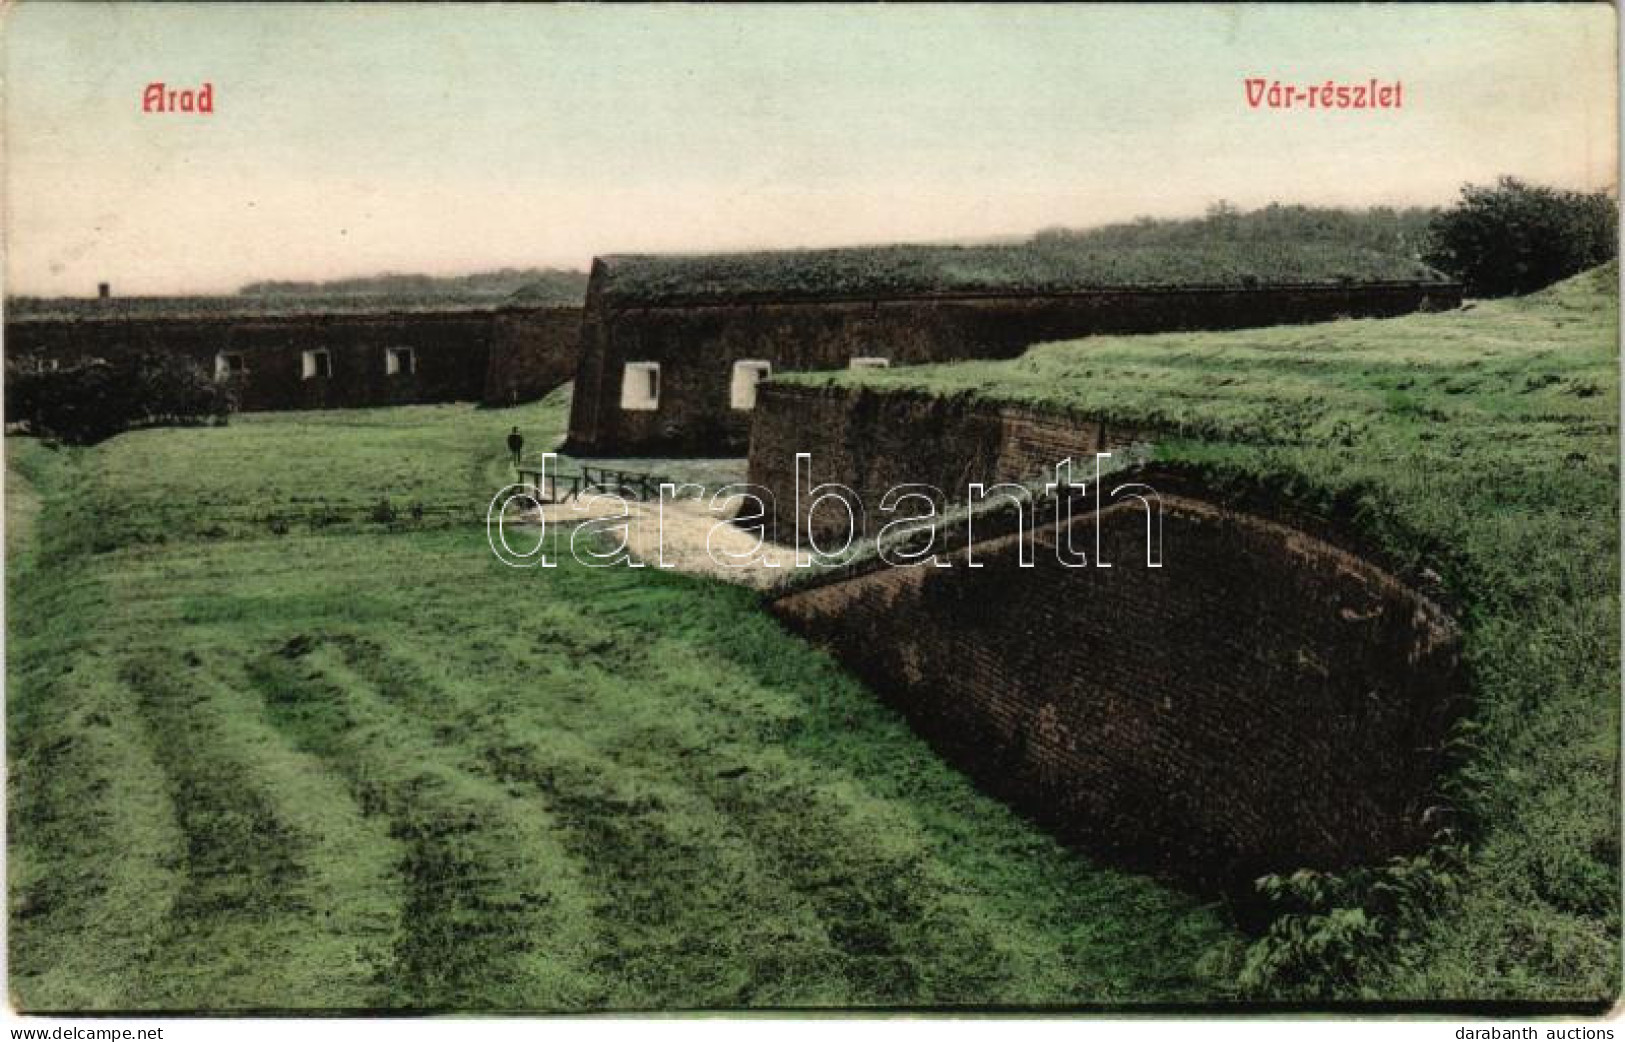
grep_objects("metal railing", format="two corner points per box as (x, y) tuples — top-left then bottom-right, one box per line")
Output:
(514, 464), (682, 503)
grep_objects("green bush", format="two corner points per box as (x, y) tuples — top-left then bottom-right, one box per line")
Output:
(6, 352), (233, 444)
(1425, 177), (1617, 297)
(1239, 851), (1464, 998)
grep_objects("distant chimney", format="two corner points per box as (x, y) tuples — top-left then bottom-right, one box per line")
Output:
(97, 282), (110, 299)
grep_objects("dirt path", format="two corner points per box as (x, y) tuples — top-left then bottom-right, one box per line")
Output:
(531, 492), (798, 591)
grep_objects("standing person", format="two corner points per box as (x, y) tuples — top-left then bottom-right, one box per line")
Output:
(506, 426), (524, 466)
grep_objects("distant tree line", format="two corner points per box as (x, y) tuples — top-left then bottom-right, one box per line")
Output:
(6, 353), (232, 445)
(1037, 181), (1617, 298)
(1034, 202), (1440, 261)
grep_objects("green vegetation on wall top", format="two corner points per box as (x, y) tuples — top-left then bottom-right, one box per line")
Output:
(597, 205), (1450, 304)
(6, 268), (588, 321)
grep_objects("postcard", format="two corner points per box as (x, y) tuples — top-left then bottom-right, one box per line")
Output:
(3, 1), (1619, 1028)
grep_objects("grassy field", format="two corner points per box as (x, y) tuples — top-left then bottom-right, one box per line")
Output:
(786, 264), (1622, 1002)
(6, 390), (1239, 1011)
(9, 267), (1618, 1009)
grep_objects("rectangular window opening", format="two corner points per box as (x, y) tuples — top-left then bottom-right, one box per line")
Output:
(730, 360), (772, 410)
(302, 349), (332, 380)
(621, 362), (660, 411)
(386, 347), (415, 376)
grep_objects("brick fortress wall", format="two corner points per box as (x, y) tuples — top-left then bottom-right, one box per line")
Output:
(747, 382), (1156, 544)
(5, 306), (583, 413)
(755, 380), (1467, 887)
(771, 490), (1466, 890)
(567, 281), (1461, 455)
(483, 306), (583, 406)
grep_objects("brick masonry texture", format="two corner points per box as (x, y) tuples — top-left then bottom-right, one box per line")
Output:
(483, 307), (584, 407)
(771, 493), (1466, 888)
(566, 280), (1462, 455)
(747, 383), (1152, 544)
(756, 380), (1466, 885)
(5, 306), (582, 412)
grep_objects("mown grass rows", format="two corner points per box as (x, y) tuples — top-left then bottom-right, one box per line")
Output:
(8, 406), (1237, 1010)
(17, 267), (1611, 1007)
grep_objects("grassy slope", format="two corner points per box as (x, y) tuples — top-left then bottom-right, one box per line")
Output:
(784, 264), (1622, 1002)
(6, 391), (1237, 1010)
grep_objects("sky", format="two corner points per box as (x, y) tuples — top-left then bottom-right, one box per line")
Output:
(3, 2), (1617, 295)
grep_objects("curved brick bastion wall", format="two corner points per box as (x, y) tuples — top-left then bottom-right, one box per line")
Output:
(755, 383), (1467, 886)
(771, 491), (1467, 889)
(566, 280), (1460, 455)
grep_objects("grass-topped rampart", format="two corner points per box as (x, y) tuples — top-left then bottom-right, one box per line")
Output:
(777, 264), (1620, 1001)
